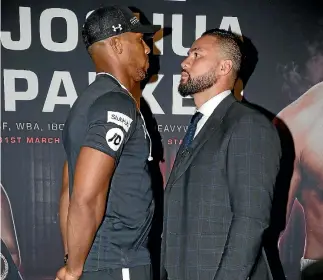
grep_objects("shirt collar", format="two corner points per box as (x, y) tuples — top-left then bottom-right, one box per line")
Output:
(197, 90), (232, 117)
(96, 72), (128, 92)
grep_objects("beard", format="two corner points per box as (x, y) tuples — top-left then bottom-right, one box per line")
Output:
(134, 67), (148, 81)
(178, 70), (217, 97)
(133, 58), (149, 82)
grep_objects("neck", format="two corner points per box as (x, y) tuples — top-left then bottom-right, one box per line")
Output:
(96, 66), (135, 90)
(131, 83), (142, 109)
(193, 84), (232, 109)
(96, 65), (141, 110)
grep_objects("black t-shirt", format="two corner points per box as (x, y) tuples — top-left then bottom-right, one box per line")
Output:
(62, 74), (154, 270)
(83, 88), (136, 159)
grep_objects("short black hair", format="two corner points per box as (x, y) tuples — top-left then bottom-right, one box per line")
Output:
(202, 28), (243, 76)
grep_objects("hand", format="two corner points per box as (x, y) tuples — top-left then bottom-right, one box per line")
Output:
(55, 266), (81, 280)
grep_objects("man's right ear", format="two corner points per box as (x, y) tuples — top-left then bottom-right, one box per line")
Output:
(109, 37), (123, 54)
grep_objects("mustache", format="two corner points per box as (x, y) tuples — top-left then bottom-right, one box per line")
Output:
(181, 69), (190, 75)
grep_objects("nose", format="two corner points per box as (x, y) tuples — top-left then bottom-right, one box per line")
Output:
(181, 56), (191, 70)
(143, 40), (150, 55)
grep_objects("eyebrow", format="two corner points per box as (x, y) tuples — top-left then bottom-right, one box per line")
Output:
(187, 47), (202, 55)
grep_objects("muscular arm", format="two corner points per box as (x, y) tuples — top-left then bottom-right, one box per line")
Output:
(285, 161), (301, 225)
(65, 93), (136, 277)
(59, 161), (69, 254)
(66, 148), (115, 276)
(277, 160), (301, 249)
(273, 116), (302, 237)
(1, 185), (21, 268)
(215, 115), (281, 280)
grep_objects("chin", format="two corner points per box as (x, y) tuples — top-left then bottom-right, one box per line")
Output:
(178, 92), (192, 98)
(178, 87), (192, 97)
(134, 70), (147, 82)
(178, 81), (187, 88)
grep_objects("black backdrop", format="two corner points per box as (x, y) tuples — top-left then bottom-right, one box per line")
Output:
(1, 0), (323, 279)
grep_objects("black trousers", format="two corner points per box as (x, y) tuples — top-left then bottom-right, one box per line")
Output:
(80, 265), (152, 280)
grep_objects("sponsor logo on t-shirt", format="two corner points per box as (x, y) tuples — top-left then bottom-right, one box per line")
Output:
(107, 111), (133, 132)
(105, 127), (124, 151)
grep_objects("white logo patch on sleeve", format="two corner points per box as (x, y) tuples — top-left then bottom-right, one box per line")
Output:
(105, 128), (125, 151)
(107, 111), (133, 132)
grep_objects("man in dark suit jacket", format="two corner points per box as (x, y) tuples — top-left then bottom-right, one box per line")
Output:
(161, 29), (282, 280)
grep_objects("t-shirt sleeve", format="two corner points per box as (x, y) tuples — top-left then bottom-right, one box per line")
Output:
(82, 92), (136, 159)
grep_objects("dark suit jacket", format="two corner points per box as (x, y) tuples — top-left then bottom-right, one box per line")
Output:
(161, 94), (282, 280)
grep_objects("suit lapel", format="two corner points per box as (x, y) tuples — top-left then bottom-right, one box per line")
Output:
(167, 94), (237, 188)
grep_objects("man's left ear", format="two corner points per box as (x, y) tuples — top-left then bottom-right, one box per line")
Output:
(109, 37), (123, 54)
(220, 60), (233, 76)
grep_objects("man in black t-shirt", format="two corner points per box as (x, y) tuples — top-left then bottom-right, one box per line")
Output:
(55, 6), (160, 280)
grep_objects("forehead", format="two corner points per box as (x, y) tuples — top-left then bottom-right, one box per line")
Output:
(127, 32), (143, 39)
(119, 32), (142, 43)
(189, 35), (218, 53)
